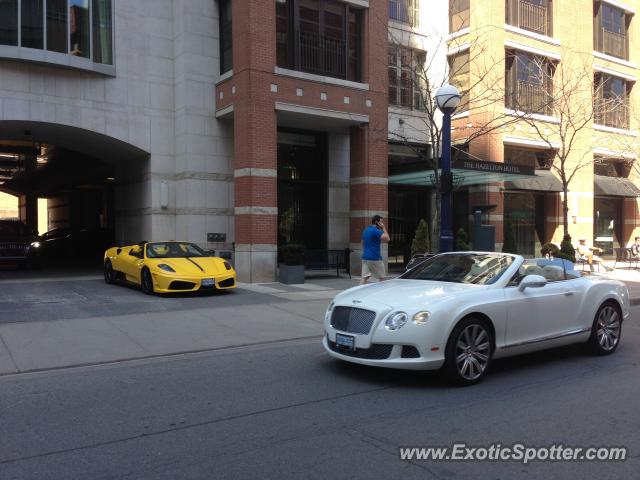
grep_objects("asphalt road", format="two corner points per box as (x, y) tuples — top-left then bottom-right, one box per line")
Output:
(1, 307), (639, 480)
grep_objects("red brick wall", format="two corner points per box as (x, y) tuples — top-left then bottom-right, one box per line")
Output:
(225, 0), (388, 248)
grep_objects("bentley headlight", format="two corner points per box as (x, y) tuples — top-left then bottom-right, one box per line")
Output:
(158, 264), (175, 272)
(30, 241), (41, 249)
(325, 302), (335, 322)
(413, 311), (431, 325)
(384, 312), (408, 331)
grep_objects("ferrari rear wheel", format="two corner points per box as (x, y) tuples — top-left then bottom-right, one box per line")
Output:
(104, 260), (115, 284)
(443, 317), (493, 386)
(141, 268), (154, 295)
(588, 302), (622, 355)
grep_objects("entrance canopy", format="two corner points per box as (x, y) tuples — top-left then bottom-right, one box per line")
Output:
(389, 158), (558, 190)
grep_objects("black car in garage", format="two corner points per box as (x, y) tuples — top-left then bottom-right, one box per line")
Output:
(38, 227), (113, 264)
(0, 219), (40, 267)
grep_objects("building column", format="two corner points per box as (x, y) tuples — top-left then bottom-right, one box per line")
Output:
(623, 197), (639, 246)
(19, 195), (38, 233)
(232, 97), (278, 283)
(18, 154), (38, 233)
(349, 124), (388, 274)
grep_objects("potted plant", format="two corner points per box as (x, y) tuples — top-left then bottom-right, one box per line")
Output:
(278, 244), (305, 284)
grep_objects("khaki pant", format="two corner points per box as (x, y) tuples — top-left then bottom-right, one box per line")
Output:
(362, 260), (386, 281)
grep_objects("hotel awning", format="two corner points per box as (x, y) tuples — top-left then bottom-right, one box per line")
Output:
(389, 158), (551, 189)
(594, 175), (640, 197)
(504, 169), (563, 192)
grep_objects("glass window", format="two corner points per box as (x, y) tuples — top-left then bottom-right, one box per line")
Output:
(276, 1), (290, 68)
(347, 8), (361, 81)
(219, 0), (232, 73)
(92, 0), (112, 64)
(21, 0), (43, 49)
(505, 0), (552, 36)
(401, 253), (514, 285)
(602, 4), (625, 34)
(505, 50), (554, 115)
(448, 51), (470, 111)
(595, 2), (627, 59)
(146, 242), (208, 259)
(389, 45), (425, 110)
(70, 0), (90, 57)
(389, 0), (419, 27)
(2, 0), (114, 66)
(449, 0), (470, 32)
(594, 197), (622, 255)
(0, 0), (18, 46)
(47, 0), (67, 53)
(594, 73), (629, 129)
(276, 0), (362, 81)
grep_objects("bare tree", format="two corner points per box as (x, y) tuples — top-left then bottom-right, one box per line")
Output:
(508, 52), (630, 237)
(385, 23), (521, 250)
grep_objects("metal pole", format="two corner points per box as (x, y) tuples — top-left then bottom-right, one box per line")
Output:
(439, 110), (454, 252)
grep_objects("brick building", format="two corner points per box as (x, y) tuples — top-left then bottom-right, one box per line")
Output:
(2, 0), (444, 282)
(443, 0), (640, 256)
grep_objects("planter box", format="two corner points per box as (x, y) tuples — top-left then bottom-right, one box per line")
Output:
(278, 264), (305, 284)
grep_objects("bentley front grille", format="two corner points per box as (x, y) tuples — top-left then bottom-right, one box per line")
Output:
(330, 306), (376, 334)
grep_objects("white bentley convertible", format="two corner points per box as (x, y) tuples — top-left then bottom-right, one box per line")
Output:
(323, 252), (629, 385)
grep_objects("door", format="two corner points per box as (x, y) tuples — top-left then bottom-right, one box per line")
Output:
(503, 277), (584, 346)
(119, 246), (144, 283)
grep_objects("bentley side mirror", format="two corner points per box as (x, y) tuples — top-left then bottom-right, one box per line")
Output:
(518, 274), (547, 292)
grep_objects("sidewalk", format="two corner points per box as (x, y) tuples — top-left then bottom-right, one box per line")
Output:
(0, 276), (358, 376)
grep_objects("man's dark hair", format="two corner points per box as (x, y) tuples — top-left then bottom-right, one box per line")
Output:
(371, 215), (382, 225)
(636, 237), (640, 241)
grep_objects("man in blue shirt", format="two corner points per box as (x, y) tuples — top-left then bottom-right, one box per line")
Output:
(361, 215), (390, 284)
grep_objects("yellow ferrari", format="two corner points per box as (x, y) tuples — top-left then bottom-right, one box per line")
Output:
(103, 241), (236, 294)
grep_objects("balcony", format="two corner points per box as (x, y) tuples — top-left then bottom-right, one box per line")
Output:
(594, 99), (629, 129)
(507, 0), (552, 37)
(507, 80), (553, 115)
(389, 0), (418, 27)
(299, 31), (346, 79)
(599, 27), (627, 59)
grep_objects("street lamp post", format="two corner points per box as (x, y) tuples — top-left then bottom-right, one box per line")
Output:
(435, 85), (462, 253)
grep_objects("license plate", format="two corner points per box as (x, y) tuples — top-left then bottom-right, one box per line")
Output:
(201, 278), (215, 287)
(335, 333), (355, 351)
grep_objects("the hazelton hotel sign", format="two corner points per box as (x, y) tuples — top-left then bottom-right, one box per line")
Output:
(453, 159), (535, 176)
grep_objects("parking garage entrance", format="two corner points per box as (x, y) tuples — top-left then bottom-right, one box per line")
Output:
(0, 121), (149, 267)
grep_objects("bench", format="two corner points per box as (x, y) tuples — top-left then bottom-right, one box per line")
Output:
(304, 248), (351, 278)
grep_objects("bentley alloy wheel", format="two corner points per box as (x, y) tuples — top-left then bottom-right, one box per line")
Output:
(589, 303), (622, 355)
(444, 318), (492, 385)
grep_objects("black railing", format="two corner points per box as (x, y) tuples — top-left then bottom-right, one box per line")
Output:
(299, 31), (346, 79)
(507, 80), (553, 115)
(594, 99), (629, 129)
(507, 0), (551, 36)
(389, 0), (418, 27)
(600, 27), (627, 59)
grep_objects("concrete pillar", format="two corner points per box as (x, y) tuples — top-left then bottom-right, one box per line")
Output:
(19, 195), (38, 233)
(18, 154), (38, 233)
